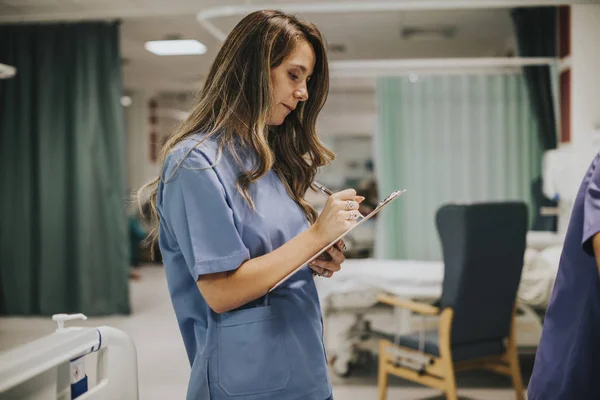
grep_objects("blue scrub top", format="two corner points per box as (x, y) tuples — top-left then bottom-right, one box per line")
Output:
(157, 133), (332, 400)
(528, 152), (600, 399)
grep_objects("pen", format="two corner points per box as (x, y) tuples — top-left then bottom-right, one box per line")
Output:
(312, 181), (365, 220)
(312, 181), (334, 196)
(311, 181), (349, 258)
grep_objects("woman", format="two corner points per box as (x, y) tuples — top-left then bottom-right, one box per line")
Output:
(139, 10), (364, 400)
(528, 151), (600, 399)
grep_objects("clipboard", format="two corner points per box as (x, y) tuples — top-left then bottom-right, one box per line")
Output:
(269, 189), (407, 292)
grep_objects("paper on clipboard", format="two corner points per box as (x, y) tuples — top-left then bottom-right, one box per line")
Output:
(269, 189), (407, 292)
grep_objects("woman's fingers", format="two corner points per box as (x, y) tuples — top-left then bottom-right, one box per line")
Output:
(309, 264), (325, 275)
(344, 210), (361, 220)
(310, 266), (334, 278)
(335, 240), (346, 252)
(311, 240), (347, 277)
(344, 200), (360, 210)
(335, 197), (364, 211)
(314, 188), (365, 243)
(309, 258), (341, 278)
(310, 266), (329, 277)
(326, 246), (345, 265)
(331, 188), (357, 201)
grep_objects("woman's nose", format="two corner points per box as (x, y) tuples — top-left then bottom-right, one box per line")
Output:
(294, 87), (308, 101)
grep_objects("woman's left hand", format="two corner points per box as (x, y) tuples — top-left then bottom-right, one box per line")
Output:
(309, 240), (345, 278)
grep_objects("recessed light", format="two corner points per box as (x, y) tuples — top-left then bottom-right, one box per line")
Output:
(120, 96), (133, 107)
(145, 39), (207, 56)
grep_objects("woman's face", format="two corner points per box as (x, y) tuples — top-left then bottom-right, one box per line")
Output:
(268, 40), (316, 126)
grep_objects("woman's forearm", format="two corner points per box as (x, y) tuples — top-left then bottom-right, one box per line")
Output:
(593, 233), (600, 277)
(197, 225), (328, 313)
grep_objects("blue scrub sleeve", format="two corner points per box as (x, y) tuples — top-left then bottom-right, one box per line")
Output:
(582, 155), (600, 256)
(161, 148), (250, 280)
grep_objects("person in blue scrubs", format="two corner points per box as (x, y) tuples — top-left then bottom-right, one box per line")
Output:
(528, 151), (600, 399)
(138, 10), (364, 400)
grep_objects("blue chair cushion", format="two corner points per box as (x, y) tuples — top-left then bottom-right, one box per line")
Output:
(384, 330), (506, 362)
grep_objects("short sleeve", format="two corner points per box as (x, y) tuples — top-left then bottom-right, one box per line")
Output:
(582, 157), (600, 256)
(160, 148), (250, 280)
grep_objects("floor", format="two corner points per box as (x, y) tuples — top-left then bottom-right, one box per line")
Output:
(0, 265), (532, 400)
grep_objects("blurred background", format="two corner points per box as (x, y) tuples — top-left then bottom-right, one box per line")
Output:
(1, 1), (599, 399)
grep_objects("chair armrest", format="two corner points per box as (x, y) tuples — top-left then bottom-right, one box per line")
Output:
(376, 293), (441, 315)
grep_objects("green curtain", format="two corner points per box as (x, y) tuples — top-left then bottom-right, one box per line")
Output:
(375, 74), (542, 261)
(511, 7), (557, 151)
(0, 22), (130, 315)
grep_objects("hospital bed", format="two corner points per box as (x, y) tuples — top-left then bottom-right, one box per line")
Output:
(0, 314), (138, 399)
(317, 231), (563, 377)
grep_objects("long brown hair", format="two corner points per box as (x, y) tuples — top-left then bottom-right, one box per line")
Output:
(138, 10), (334, 249)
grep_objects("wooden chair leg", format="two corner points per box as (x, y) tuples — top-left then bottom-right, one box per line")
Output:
(507, 313), (525, 400)
(378, 340), (389, 400)
(441, 355), (457, 400)
(439, 309), (458, 400)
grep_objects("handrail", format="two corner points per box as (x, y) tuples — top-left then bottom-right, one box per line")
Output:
(0, 328), (100, 393)
(0, 324), (138, 399)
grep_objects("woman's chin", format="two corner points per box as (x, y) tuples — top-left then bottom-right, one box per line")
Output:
(267, 116), (286, 126)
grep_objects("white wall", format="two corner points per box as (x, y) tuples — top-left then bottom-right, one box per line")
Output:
(125, 91), (198, 199)
(542, 5), (600, 234)
(125, 90), (159, 198)
(315, 88), (376, 189)
(317, 89), (376, 138)
(553, 5), (600, 196)
(570, 4), (600, 150)
(125, 90), (148, 192)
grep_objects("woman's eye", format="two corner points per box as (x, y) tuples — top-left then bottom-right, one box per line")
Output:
(289, 72), (299, 81)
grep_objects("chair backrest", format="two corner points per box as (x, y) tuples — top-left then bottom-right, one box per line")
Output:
(436, 202), (527, 346)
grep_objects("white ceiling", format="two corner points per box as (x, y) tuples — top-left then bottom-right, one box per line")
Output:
(117, 8), (517, 92)
(0, 0), (593, 93)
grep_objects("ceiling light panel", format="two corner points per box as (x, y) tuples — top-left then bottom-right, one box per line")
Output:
(145, 39), (207, 56)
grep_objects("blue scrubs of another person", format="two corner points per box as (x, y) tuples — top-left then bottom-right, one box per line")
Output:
(157, 134), (333, 400)
(528, 152), (600, 399)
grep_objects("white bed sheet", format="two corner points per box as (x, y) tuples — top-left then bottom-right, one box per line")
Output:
(518, 245), (562, 307)
(316, 246), (562, 311)
(316, 259), (443, 311)
(526, 231), (566, 251)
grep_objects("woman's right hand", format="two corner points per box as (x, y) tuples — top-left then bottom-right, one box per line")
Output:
(312, 189), (365, 244)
